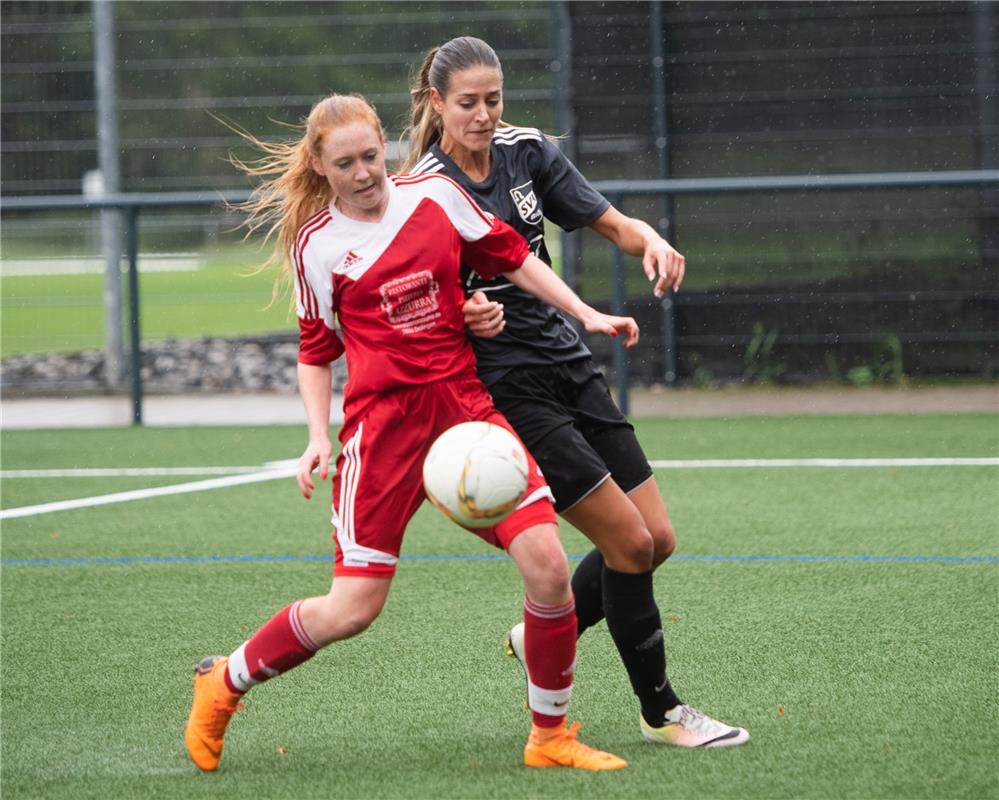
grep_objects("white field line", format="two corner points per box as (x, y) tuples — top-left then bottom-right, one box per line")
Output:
(1, 457), (995, 522)
(0, 459), (299, 479)
(647, 457), (999, 468)
(2, 467), (261, 478)
(0, 466), (297, 520)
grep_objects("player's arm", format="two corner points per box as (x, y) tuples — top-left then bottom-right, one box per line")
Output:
(504, 253), (639, 347)
(297, 362), (333, 500)
(441, 174), (633, 342)
(462, 291), (505, 338)
(292, 231), (344, 499)
(589, 206), (685, 298)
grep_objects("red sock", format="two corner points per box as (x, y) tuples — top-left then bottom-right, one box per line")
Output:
(523, 597), (577, 728)
(224, 600), (320, 693)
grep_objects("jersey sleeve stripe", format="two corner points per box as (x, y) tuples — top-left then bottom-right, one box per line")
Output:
(292, 214), (322, 319)
(493, 126), (543, 143)
(493, 131), (545, 147)
(392, 172), (493, 227)
(409, 152), (441, 174)
(292, 208), (332, 319)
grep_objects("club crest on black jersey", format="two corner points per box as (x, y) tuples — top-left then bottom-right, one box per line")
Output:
(510, 180), (543, 225)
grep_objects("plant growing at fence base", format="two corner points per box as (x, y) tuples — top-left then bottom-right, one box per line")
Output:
(686, 351), (717, 388)
(826, 335), (906, 386)
(743, 322), (786, 384)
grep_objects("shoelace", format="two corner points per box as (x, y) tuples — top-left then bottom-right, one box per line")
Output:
(557, 722), (616, 758)
(671, 705), (711, 731)
(204, 696), (244, 737)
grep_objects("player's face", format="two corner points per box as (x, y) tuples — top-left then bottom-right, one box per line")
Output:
(433, 65), (503, 155)
(310, 120), (388, 221)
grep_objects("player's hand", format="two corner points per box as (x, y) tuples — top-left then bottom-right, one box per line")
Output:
(582, 311), (640, 349)
(643, 236), (685, 298)
(297, 438), (332, 499)
(462, 290), (505, 338)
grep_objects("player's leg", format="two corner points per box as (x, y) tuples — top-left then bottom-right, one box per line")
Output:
(185, 401), (425, 772)
(561, 515), (748, 750)
(455, 379), (625, 768)
(553, 363), (672, 637)
(564, 372), (748, 748)
(184, 576), (394, 772)
(498, 363), (748, 747)
(560, 480), (753, 750)
(502, 519), (626, 770)
(469, 433), (577, 735)
(560, 480), (682, 721)
(484, 364), (644, 630)
(569, 479), (674, 652)
(627, 477), (677, 567)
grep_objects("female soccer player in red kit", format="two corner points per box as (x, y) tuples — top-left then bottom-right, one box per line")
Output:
(404, 37), (748, 749)
(183, 94), (637, 772)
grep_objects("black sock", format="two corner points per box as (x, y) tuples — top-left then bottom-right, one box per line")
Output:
(570, 548), (606, 636)
(602, 565), (682, 727)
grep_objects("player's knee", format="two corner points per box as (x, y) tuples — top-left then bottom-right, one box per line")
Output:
(650, 518), (677, 566)
(603, 527), (655, 572)
(532, 550), (571, 602)
(512, 525), (572, 605)
(306, 585), (387, 645)
(316, 603), (381, 643)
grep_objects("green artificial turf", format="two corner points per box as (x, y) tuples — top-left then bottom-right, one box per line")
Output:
(1, 414), (996, 799)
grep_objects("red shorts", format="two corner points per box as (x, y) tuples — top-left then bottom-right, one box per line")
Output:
(330, 376), (556, 577)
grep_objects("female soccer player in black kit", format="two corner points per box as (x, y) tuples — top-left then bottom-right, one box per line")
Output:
(404, 36), (748, 749)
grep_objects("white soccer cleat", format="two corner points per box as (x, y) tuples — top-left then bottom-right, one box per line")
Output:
(505, 621), (526, 665)
(640, 704), (749, 748)
(504, 621), (530, 711)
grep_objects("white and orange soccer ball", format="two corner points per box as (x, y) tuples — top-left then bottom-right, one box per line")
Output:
(423, 421), (529, 529)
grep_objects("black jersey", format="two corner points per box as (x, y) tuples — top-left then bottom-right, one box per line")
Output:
(410, 126), (610, 386)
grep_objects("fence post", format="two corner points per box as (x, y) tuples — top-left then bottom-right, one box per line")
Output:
(550, 0), (582, 291)
(93, 0), (124, 387)
(660, 289), (677, 384)
(649, 0), (678, 385)
(125, 206), (143, 425)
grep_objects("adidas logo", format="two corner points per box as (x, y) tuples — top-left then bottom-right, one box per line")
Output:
(343, 250), (362, 268)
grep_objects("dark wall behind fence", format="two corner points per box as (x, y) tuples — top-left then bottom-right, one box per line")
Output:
(568, 1), (997, 384)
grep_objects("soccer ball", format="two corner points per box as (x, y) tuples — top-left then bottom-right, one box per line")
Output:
(423, 421), (529, 529)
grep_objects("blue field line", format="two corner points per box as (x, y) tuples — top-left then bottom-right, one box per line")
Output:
(1, 552), (995, 567)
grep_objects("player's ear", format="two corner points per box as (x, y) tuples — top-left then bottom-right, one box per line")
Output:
(309, 151), (325, 176)
(430, 87), (445, 115)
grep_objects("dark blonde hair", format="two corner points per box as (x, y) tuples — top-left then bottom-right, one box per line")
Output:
(401, 36), (510, 171)
(230, 93), (385, 302)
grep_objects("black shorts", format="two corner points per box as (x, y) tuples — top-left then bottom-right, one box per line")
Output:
(487, 360), (654, 513)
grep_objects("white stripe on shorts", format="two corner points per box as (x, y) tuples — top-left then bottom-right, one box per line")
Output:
(335, 423), (364, 548)
(331, 423), (399, 570)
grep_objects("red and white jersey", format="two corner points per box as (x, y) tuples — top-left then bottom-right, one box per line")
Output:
(292, 173), (529, 420)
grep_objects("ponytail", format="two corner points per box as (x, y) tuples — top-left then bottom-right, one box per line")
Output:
(400, 47), (443, 172)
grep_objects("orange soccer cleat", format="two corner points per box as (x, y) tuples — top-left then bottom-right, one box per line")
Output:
(523, 721), (627, 771)
(183, 656), (243, 771)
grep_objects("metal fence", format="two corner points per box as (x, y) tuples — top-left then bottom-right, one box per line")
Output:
(5, 165), (996, 420)
(3, 1), (997, 421)
(2, 1), (557, 194)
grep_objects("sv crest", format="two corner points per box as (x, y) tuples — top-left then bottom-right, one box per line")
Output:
(509, 181), (543, 225)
